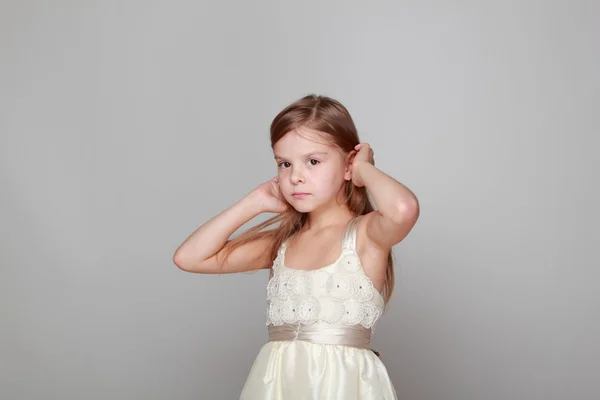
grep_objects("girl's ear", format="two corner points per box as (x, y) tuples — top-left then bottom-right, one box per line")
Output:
(344, 150), (357, 181)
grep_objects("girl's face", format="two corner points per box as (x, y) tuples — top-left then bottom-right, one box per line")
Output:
(273, 128), (352, 213)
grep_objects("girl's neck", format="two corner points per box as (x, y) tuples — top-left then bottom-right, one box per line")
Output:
(304, 204), (355, 232)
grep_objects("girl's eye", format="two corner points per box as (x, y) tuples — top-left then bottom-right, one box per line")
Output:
(278, 161), (290, 169)
(307, 159), (319, 166)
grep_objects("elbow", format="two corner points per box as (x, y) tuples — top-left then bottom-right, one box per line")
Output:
(389, 198), (420, 225)
(172, 250), (187, 271)
(173, 248), (215, 274)
(172, 249), (196, 273)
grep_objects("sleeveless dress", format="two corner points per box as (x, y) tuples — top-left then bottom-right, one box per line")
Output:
(240, 217), (398, 399)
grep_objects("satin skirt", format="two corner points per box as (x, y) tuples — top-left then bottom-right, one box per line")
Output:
(240, 339), (398, 399)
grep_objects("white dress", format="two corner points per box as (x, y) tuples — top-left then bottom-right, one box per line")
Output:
(240, 217), (398, 399)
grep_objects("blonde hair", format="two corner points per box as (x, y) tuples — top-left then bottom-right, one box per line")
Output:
(222, 94), (395, 304)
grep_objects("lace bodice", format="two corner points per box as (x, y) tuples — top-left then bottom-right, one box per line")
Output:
(266, 217), (385, 329)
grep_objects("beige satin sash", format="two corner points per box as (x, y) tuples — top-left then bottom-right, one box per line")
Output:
(268, 323), (372, 349)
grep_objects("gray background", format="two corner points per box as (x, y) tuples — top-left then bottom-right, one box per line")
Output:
(2, 1), (598, 399)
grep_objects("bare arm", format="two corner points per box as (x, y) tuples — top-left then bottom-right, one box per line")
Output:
(172, 193), (268, 274)
(173, 178), (287, 274)
(352, 144), (420, 250)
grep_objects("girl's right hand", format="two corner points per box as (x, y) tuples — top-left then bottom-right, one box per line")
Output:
(251, 177), (289, 214)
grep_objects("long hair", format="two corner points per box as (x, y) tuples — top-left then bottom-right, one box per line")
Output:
(221, 94), (395, 304)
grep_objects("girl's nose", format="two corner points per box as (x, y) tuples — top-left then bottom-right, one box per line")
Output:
(290, 167), (305, 184)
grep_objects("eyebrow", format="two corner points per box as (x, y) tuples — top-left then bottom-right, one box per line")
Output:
(274, 151), (328, 160)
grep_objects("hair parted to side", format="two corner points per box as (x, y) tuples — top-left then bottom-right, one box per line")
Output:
(220, 94), (395, 304)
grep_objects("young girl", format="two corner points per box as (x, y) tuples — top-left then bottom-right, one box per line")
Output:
(173, 95), (420, 399)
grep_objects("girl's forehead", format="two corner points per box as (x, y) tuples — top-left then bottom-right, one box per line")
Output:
(274, 128), (335, 154)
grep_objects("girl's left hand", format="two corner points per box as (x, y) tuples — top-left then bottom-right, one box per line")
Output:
(351, 143), (375, 187)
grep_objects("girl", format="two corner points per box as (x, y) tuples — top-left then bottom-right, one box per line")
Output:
(173, 95), (420, 399)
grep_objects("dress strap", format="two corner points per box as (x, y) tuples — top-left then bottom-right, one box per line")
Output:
(273, 238), (290, 274)
(278, 239), (288, 255)
(341, 216), (361, 251)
